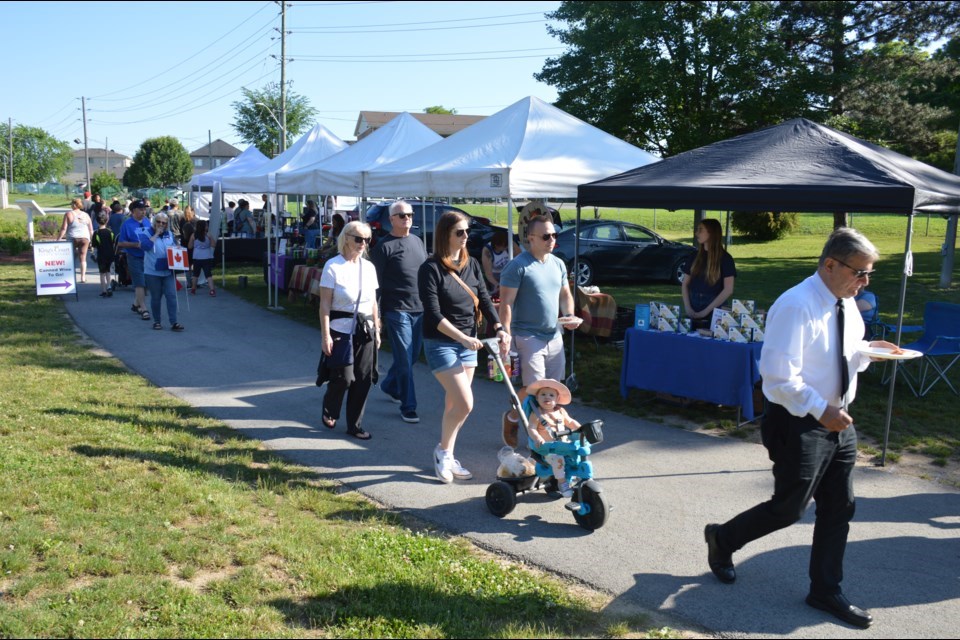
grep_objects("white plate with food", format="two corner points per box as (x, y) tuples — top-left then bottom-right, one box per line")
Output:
(857, 346), (923, 360)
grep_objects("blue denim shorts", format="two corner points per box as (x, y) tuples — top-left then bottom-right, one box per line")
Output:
(423, 337), (478, 373)
(127, 254), (145, 288)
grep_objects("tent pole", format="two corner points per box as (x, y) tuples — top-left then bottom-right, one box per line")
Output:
(880, 212), (915, 466)
(569, 203), (581, 385)
(507, 197), (515, 260)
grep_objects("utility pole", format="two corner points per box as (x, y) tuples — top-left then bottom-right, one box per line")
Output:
(81, 97), (91, 191)
(8, 117), (13, 187)
(280, 1), (287, 155)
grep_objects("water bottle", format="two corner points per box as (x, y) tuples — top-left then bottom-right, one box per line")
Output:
(509, 351), (520, 385)
(488, 355), (503, 381)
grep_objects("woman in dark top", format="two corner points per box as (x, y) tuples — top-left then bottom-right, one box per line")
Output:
(681, 218), (736, 328)
(302, 199), (320, 230)
(418, 211), (510, 484)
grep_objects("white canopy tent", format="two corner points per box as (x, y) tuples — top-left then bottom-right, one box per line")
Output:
(221, 124), (347, 193)
(363, 96), (659, 199)
(188, 145), (270, 189)
(278, 112), (442, 196)
(364, 96), (660, 391)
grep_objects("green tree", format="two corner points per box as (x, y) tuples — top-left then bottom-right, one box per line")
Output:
(231, 82), (318, 157)
(424, 106), (457, 114)
(0, 123), (72, 183)
(824, 42), (958, 161)
(123, 137), (192, 188)
(536, 1), (807, 156)
(90, 171), (121, 196)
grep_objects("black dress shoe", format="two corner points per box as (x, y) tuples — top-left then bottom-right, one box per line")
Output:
(805, 592), (873, 629)
(704, 524), (736, 584)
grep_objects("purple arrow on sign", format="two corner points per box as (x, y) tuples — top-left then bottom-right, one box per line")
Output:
(41, 281), (72, 289)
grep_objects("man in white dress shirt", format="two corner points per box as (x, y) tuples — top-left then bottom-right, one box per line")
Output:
(704, 227), (901, 629)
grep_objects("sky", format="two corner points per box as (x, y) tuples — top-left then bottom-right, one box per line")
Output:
(2, 0), (563, 158)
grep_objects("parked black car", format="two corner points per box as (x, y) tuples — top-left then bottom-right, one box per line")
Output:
(364, 200), (501, 260)
(551, 220), (696, 286)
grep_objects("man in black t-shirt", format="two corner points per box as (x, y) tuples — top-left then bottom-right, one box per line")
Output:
(370, 201), (428, 423)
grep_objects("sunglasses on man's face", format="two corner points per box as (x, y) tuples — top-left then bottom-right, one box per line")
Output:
(392, 212), (413, 219)
(454, 228), (469, 238)
(350, 234), (371, 245)
(534, 232), (558, 241)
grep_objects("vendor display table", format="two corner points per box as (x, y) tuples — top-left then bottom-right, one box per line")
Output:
(620, 328), (764, 421)
(263, 253), (302, 291)
(288, 264), (325, 301)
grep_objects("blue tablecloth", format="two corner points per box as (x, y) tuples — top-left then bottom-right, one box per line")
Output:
(620, 328), (764, 420)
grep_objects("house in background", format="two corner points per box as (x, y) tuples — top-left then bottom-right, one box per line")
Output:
(354, 112), (486, 140)
(190, 139), (242, 176)
(65, 148), (131, 185)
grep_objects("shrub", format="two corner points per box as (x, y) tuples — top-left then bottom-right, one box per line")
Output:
(731, 211), (799, 241)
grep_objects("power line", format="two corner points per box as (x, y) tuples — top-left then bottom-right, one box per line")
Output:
(292, 18), (548, 34)
(293, 53), (557, 63)
(91, 68), (278, 126)
(288, 46), (562, 59)
(93, 43), (276, 114)
(294, 10), (548, 29)
(90, 2), (275, 101)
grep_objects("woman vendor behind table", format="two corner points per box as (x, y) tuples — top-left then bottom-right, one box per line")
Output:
(681, 218), (736, 329)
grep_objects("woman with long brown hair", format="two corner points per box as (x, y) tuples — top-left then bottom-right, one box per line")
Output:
(418, 211), (510, 483)
(57, 197), (95, 283)
(681, 218), (736, 328)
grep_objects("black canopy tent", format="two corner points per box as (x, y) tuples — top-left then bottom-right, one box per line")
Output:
(577, 118), (960, 463)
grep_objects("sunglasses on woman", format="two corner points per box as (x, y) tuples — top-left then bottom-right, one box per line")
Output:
(350, 234), (371, 244)
(454, 228), (469, 238)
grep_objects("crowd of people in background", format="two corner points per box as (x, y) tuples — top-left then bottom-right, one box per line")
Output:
(67, 191), (221, 332)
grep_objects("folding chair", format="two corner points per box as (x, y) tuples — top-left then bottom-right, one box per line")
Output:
(897, 302), (960, 397)
(855, 290), (884, 340)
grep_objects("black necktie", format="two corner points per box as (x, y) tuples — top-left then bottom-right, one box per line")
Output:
(837, 299), (849, 405)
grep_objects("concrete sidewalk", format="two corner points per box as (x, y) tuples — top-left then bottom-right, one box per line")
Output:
(64, 278), (960, 639)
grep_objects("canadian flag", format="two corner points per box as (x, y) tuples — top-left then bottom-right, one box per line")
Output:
(167, 246), (190, 271)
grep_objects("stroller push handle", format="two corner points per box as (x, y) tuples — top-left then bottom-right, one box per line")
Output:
(483, 338), (530, 431)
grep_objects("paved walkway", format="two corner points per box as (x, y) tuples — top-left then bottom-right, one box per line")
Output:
(64, 278), (960, 638)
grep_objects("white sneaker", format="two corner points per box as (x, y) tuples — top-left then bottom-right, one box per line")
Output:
(434, 446), (453, 484)
(449, 458), (473, 481)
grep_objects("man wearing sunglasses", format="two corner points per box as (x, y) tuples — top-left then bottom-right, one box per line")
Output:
(704, 227), (902, 629)
(498, 213), (580, 447)
(370, 201), (428, 423)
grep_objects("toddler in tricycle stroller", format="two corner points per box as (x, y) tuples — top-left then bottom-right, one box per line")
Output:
(482, 339), (609, 530)
(523, 378), (584, 510)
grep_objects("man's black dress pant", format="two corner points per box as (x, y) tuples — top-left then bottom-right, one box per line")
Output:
(717, 402), (858, 596)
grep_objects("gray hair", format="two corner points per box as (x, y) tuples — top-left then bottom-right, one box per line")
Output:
(389, 200), (413, 216)
(819, 226), (879, 266)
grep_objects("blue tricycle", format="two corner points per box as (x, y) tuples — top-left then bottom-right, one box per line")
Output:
(482, 339), (610, 531)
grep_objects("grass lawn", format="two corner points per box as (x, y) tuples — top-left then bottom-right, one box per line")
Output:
(0, 261), (676, 638)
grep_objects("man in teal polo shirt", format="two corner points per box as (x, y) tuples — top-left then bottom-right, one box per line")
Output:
(498, 214), (580, 447)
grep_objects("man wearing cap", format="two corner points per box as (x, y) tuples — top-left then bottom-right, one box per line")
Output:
(370, 200), (428, 423)
(498, 214), (581, 447)
(116, 200), (153, 319)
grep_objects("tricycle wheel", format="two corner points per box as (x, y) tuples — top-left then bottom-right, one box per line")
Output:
(486, 481), (517, 517)
(573, 484), (609, 530)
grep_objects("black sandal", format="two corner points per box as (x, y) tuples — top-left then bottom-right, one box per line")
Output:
(152, 322), (163, 331)
(140, 310), (151, 320)
(321, 410), (336, 429)
(346, 427), (371, 440)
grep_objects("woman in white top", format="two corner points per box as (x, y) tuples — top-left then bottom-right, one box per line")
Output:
(57, 197), (95, 283)
(316, 221), (381, 440)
